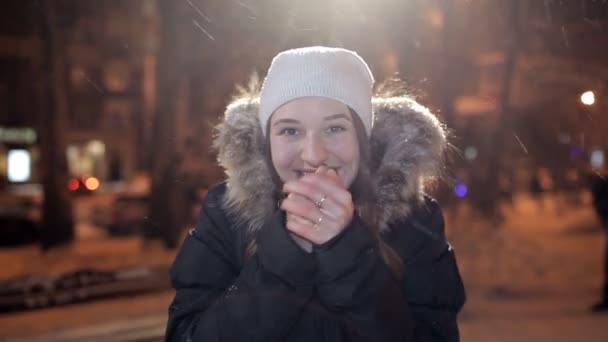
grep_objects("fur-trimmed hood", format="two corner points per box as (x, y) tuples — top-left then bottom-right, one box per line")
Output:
(213, 91), (447, 234)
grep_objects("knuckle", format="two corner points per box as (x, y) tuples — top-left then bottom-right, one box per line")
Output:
(282, 198), (295, 210)
(303, 208), (314, 219)
(305, 181), (319, 194)
(287, 221), (301, 232)
(344, 191), (353, 202)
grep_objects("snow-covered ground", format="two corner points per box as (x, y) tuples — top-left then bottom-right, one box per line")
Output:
(449, 192), (608, 341)
(0, 191), (607, 341)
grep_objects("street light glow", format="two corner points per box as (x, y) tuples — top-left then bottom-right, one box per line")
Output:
(581, 91), (595, 106)
(85, 176), (100, 191)
(465, 146), (478, 160)
(7, 149), (31, 182)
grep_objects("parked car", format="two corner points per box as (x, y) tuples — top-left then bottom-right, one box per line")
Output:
(105, 193), (149, 236)
(0, 193), (39, 246)
(67, 176), (101, 196)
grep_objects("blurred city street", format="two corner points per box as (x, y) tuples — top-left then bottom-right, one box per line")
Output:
(1, 192), (608, 341)
(2, 0), (608, 340)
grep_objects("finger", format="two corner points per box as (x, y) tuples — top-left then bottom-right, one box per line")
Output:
(311, 166), (343, 188)
(283, 179), (324, 204)
(285, 218), (324, 245)
(285, 178), (353, 225)
(281, 193), (318, 223)
(298, 174), (352, 208)
(311, 166), (341, 187)
(315, 165), (328, 175)
(286, 212), (313, 226)
(285, 216), (310, 240)
(283, 181), (345, 218)
(285, 182), (344, 218)
(285, 214), (335, 245)
(324, 168), (345, 188)
(300, 175), (354, 225)
(286, 212), (314, 230)
(281, 194), (340, 227)
(318, 207), (341, 221)
(284, 172), (349, 204)
(283, 195), (343, 229)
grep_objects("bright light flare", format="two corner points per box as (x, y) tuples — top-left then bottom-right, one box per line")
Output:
(581, 91), (595, 106)
(85, 176), (100, 191)
(7, 149), (31, 182)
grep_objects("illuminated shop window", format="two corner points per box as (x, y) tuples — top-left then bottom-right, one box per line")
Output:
(8, 149), (31, 182)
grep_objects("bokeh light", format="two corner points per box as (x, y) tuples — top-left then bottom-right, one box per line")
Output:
(7, 149), (31, 182)
(85, 176), (100, 191)
(67, 178), (80, 191)
(570, 145), (583, 158)
(581, 91), (595, 106)
(591, 149), (605, 168)
(465, 146), (478, 160)
(454, 183), (468, 198)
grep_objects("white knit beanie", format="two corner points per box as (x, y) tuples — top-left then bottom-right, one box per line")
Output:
(259, 46), (375, 136)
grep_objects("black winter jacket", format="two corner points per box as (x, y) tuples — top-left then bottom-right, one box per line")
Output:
(166, 183), (465, 342)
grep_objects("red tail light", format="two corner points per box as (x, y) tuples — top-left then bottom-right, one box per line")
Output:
(67, 178), (80, 191)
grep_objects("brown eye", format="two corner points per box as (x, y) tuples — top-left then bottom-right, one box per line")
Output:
(326, 126), (346, 134)
(279, 128), (299, 136)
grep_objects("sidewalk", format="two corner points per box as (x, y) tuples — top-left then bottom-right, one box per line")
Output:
(0, 234), (179, 341)
(0, 235), (177, 280)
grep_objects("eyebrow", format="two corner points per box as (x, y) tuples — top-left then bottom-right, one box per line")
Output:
(273, 118), (300, 127)
(324, 113), (352, 121)
(272, 113), (351, 127)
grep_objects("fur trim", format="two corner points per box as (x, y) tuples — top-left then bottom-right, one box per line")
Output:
(370, 97), (446, 231)
(214, 89), (446, 234)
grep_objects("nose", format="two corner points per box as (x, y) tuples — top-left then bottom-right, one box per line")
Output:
(301, 133), (328, 167)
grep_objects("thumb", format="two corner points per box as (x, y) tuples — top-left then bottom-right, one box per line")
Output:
(325, 168), (345, 188)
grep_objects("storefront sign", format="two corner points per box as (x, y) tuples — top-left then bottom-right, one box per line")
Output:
(0, 127), (37, 144)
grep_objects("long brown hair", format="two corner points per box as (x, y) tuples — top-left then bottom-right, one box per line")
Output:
(245, 107), (404, 277)
(348, 109), (404, 277)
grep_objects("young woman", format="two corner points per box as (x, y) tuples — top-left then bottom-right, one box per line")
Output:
(166, 46), (465, 342)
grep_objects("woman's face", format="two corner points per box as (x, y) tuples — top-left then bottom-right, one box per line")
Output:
(269, 97), (361, 187)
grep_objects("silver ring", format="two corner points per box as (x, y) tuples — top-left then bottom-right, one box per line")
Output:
(315, 194), (327, 208)
(313, 216), (323, 230)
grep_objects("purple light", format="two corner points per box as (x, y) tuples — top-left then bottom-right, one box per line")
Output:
(454, 183), (468, 198)
(570, 145), (582, 158)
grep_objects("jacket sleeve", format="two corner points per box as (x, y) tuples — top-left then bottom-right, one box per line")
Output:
(165, 186), (317, 342)
(405, 200), (466, 342)
(313, 216), (414, 342)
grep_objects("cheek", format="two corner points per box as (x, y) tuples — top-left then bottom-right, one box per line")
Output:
(270, 137), (296, 170)
(328, 134), (359, 164)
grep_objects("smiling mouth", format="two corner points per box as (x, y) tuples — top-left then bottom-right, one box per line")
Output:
(295, 168), (339, 178)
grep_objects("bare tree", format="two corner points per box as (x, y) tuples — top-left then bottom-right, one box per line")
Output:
(145, 0), (189, 248)
(479, 0), (523, 219)
(38, 0), (74, 248)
